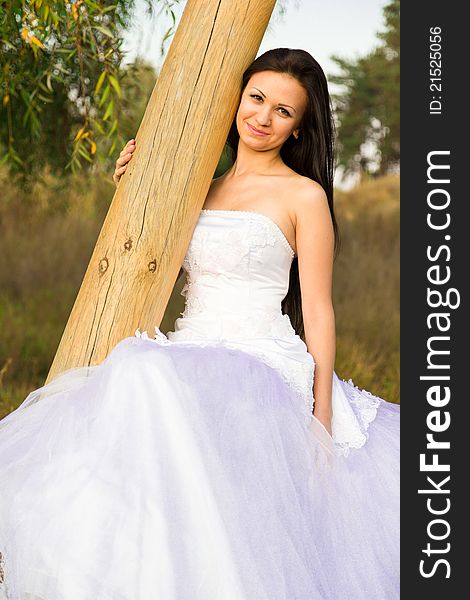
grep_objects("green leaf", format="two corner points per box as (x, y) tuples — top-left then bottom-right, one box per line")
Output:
(1, 41), (16, 51)
(78, 145), (93, 163)
(19, 89), (30, 105)
(65, 155), (79, 172)
(87, 0), (102, 10)
(102, 99), (114, 121)
(107, 118), (118, 138)
(11, 151), (24, 166)
(37, 81), (51, 94)
(108, 74), (121, 98)
(37, 93), (53, 103)
(101, 5), (118, 14)
(95, 70), (107, 95)
(49, 10), (60, 27)
(107, 138), (117, 157)
(98, 84), (110, 108)
(54, 63), (71, 75)
(94, 121), (105, 135)
(94, 25), (114, 39)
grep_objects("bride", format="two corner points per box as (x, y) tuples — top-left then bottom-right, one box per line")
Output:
(0, 48), (399, 599)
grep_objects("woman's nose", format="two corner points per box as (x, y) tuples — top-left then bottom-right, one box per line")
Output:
(256, 106), (271, 126)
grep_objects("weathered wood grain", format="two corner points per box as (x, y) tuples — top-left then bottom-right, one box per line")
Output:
(46, 0), (276, 382)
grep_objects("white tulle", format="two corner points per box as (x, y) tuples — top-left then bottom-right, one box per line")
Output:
(0, 208), (399, 599)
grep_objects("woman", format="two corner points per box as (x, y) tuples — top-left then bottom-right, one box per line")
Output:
(0, 49), (399, 599)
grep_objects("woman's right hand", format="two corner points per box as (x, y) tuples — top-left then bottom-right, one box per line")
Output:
(113, 138), (136, 186)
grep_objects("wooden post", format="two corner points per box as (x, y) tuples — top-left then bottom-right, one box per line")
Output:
(46, 0), (276, 382)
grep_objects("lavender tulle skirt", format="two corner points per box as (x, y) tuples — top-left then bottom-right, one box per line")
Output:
(0, 336), (399, 599)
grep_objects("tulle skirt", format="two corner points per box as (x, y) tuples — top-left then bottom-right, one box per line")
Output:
(0, 336), (399, 599)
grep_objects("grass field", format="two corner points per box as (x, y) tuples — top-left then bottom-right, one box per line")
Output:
(0, 169), (399, 419)
(333, 175), (400, 404)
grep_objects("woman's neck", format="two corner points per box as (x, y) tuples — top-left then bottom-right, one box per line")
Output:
(229, 139), (285, 178)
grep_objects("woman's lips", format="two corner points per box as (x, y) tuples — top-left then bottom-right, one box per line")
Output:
(246, 122), (269, 136)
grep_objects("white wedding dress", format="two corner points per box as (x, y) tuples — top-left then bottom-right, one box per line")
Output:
(0, 209), (399, 599)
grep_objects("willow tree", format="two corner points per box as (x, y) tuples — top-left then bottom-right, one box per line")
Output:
(0, 0), (181, 178)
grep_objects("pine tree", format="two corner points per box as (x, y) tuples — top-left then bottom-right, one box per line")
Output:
(330, 0), (400, 179)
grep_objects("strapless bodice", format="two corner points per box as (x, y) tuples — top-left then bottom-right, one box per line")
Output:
(180, 209), (295, 317)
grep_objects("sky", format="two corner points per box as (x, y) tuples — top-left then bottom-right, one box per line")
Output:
(122, 0), (389, 89)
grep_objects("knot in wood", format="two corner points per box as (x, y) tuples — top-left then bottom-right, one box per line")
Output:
(148, 259), (157, 273)
(124, 238), (133, 251)
(98, 257), (109, 274)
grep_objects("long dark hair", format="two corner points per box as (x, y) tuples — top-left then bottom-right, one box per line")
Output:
(226, 48), (340, 341)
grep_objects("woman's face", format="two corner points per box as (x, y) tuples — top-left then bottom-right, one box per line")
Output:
(236, 70), (308, 151)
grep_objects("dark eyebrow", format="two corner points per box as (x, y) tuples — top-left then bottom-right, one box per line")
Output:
(251, 87), (296, 113)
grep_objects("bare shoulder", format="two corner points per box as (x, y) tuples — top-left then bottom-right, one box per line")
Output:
(287, 176), (329, 227)
(293, 176), (328, 206)
(290, 177), (334, 261)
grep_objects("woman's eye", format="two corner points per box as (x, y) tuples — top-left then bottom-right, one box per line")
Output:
(249, 94), (291, 117)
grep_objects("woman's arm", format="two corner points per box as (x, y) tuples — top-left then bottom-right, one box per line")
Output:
(295, 183), (336, 435)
